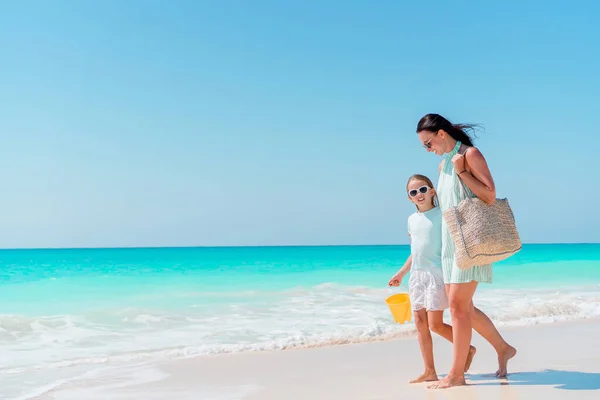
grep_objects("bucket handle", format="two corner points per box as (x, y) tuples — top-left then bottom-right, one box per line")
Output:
(387, 284), (409, 294)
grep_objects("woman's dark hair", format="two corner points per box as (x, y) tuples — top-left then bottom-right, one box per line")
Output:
(416, 113), (480, 147)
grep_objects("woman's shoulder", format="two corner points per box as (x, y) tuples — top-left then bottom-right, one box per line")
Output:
(462, 145), (489, 171)
(462, 145), (484, 158)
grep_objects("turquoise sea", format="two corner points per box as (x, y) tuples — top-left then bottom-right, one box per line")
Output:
(1, 244), (600, 398)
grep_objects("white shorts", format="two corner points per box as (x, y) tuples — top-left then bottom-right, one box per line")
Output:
(408, 268), (449, 312)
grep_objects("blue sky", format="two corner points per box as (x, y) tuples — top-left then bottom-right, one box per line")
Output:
(0, 1), (598, 248)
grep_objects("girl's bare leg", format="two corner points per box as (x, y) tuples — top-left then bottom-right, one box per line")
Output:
(410, 309), (438, 383)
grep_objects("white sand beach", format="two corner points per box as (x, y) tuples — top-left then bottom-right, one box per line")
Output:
(35, 319), (600, 400)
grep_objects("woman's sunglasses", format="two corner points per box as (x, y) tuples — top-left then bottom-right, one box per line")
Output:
(422, 131), (438, 149)
(408, 185), (431, 197)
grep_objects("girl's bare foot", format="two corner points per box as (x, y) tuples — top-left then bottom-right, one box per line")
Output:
(409, 369), (439, 383)
(428, 374), (466, 389)
(495, 345), (517, 378)
(464, 345), (477, 373)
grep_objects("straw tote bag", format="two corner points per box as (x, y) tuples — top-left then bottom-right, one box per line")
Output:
(443, 151), (522, 270)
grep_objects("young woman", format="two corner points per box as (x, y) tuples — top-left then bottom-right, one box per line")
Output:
(415, 113), (517, 389)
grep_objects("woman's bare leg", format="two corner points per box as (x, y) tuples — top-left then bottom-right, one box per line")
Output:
(427, 310), (476, 372)
(445, 284), (516, 377)
(471, 305), (517, 377)
(429, 282), (478, 389)
(410, 309), (438, 383)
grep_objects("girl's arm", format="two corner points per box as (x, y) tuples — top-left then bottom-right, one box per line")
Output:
(388, 254), (412, 286)
(400, 254), (412, 272)
(451, 147), (496, 205)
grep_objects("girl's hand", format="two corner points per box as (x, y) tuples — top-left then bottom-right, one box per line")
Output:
(452, 153), (466, 174)
(388, 269), (408, 287)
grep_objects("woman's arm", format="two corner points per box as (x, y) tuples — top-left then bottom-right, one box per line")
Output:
(452, 147), (496, 205)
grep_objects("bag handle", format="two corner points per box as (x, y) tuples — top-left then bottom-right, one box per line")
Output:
(456, 145), (474, 203)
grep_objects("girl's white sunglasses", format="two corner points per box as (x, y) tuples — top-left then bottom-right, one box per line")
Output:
(408, 185), (431, 197)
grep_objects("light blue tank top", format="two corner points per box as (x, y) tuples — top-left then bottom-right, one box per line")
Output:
(408, 206), (443, 271)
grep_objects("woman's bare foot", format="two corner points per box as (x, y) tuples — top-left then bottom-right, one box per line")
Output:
(495, 345), (517, 378)
(464, 345), (476, 373)
(428, 374), (466, 389)
(409, 369), (439, 383)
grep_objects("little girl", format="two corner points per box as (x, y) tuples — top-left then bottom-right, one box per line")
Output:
(388, 174), (475, 383)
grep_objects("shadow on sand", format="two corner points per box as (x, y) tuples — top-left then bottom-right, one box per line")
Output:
(468, 369), (600, 391)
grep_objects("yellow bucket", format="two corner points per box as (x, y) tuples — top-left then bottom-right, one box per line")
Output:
(385, 293), (412, 324)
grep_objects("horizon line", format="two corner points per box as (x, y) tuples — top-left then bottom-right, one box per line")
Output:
(0, 242), (598, 251)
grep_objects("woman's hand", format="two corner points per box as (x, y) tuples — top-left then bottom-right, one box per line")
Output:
(452, 153), (466, 174)
(388, 268), (408, 287)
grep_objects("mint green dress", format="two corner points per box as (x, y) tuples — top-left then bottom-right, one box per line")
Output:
(437, 141), (493, 284)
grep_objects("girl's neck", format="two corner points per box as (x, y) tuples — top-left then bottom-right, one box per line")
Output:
(417, 203), (435, 213)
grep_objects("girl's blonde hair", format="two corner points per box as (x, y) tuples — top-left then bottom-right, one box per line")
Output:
(406, 174), (439, 209)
